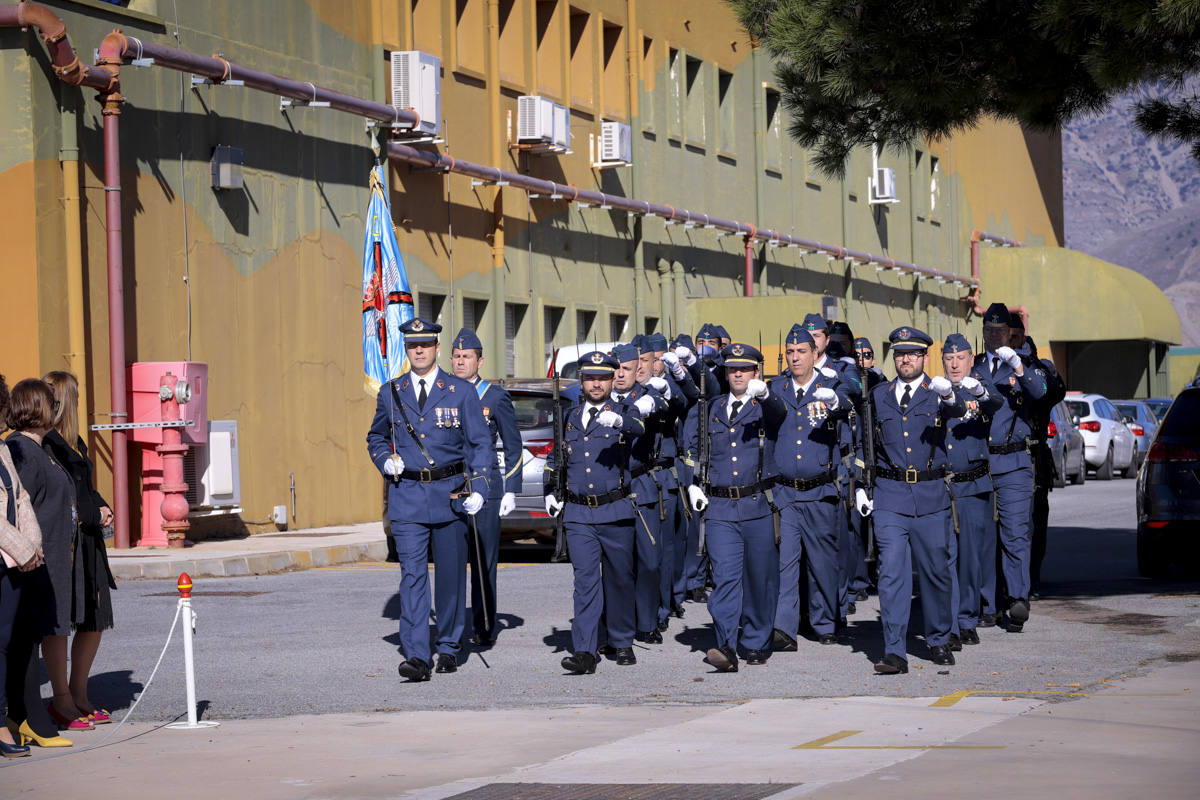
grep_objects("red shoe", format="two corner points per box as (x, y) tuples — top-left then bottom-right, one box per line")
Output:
(47, 703), (93, 731)
(78, 706), (111, 724)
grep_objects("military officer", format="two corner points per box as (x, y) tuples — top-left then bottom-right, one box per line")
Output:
(684, 343), (785, 671)
(854, 337), (887, 390)
(941, 333), (1003, 647)
(671, 335), (715, 605)
(975, 302), (1048, 632)
(856, 326), (964, 674)
(713, 325), (732, 350)
(695, 323), (721, 354)
(367, 318), (493, 681)
(769, 327), (852, 650)
(1018, 334), (1066, 598)
(449, 328), (523, 646)
(848, 335), (884, 601)
(544, 351), (646, 674)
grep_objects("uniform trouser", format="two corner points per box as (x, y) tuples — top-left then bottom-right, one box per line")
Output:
(874, 508), (953, 658)
(991, 467), (1034, 604)
(706, 515), (779, 652)
(848, 507), (873, 595)
(467, 498), (502, 639)
(567, 519), (636, 654)
(948, 517), (959, 635)
(633, 502), (662, 633)
(1030, 485), (1050, 591)
(667, 491), (690, 607)
(656, 490), (681, 624)
(684, 508), (709, 592)
(392, 518), (469, 663)
(382, 479), (398, 560)
(949, 493), (993, 630)
(776, 497), (841, 637)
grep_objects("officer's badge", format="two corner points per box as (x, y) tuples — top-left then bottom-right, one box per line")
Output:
(411, 319), (424, 331)
(455, 338), (464, 349)
(483, 407), (490, 418)
(806, 401), (829, 426)
(731, 344), (745, 356)
(449, 384), (455, 392)
(805, 322), (816, 331)
(435, 408), (444, 427)
(1009, 375), (1018, 387)
(591, 352), (605, 364)
(437, 379), (445, 388)
(899, 328), (911, 339)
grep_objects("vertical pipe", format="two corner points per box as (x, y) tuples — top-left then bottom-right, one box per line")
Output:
(749, 39), (765, 296)
(743, 236), (754, 297)
(102, 93), (130, 549)
(626, 0), (642, 333)
(657, 257), (674, 329)
(487, 0), (506, 374)
(60, 92), (88, 437)
(671, 261), (687, 335)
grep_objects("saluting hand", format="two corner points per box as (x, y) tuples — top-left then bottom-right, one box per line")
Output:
(597, 410), (623, 428)
(660, 351), (686, 379)
(675, 346), (697, 366)
(646, 376), (669, 396)
(746, 379), (769, 399)
(812, 386), (839, 409)
(960, 376), (987, 397)
(819, 366), (838, 379)
(996, 346), (1023, 374)
(634, 395), (657, 415)
(929, 376), (955, 400)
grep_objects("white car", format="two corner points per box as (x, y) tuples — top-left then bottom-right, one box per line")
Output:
(1064, 392), (1138, 480)
(546, 342), (622, 379)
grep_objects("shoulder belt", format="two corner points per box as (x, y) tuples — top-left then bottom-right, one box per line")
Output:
(475, 379), (491, 401)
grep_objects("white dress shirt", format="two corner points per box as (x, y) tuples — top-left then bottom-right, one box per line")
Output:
(894, 375), (924, 407)
(411, 366), (441, 404)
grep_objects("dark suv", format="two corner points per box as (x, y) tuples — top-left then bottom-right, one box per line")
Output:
(1135, 387), (1200, 577)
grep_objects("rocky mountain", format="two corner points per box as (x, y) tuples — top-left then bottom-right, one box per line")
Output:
(1062, 80), (1200, 346)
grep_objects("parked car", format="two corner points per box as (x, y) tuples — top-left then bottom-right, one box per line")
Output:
(546, 342), (622, 379)
(495, 378), (577, 540)
(1143, 397), (1173, 421)
(1064, 392), (1138, 480)
(1113, 400), (1160, 470)
(1047, 400), (1086, 487)
(1135, 386), (1200, 577)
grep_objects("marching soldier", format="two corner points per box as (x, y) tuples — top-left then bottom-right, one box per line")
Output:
(449, 328), (523, 647)
(769, 327), (853, 651)
(975, 303), (1048, 632)
(856, 326), (964, 674)
(544, 351), (646, 674)
(1017, 334), (1066, 598)
(941, 333), (1003, 647)
(854, 337), (887, 390)
(367, 318), (493, 681)
(684, 343), (785, 672)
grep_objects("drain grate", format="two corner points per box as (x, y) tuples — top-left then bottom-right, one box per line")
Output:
(444, 784), (799, 800)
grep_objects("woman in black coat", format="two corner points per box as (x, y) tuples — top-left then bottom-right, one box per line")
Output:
(43, 372), (116, 726)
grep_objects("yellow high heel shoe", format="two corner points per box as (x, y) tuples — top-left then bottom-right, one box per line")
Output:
(5, 717), (72, 747)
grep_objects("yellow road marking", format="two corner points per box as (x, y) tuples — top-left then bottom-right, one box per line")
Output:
(794, 730), (1003, 750)
(931, 689), (1182, 707)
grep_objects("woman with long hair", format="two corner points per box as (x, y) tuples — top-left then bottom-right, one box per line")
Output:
(42, 372), (116, 725)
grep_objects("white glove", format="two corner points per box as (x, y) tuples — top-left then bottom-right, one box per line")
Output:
(462, 492), (485, 516)
(660, 351), (681, 372)
(855, 488), (874, 517)
(544, 494), (563, 517)
(646, 376), (669, 394)
(960, 376), (986, 397)
(498, 492), (516, 517)
(676, 346), (697, 366)
(996, 346), (1022, 371)
(746, 379), (769, 399)
(820, 366), (837, 379)
(839, 357), (856, 366)
(812, 386), (839, 409)
(383, 454), (404, 476)
(597, 410), (623, 428)
(930, 376), (954, 399)
(687, 485), (709, 512)
(634, 395), (656, 415)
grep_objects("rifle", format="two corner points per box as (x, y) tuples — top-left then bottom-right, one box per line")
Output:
(696, 358), (710, 557)
(550, 363), (570, 563)
(777, 330), (784, 377)
(856, 360), (877, 564)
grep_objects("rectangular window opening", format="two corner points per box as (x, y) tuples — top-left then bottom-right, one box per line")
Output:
(535, 0), (564, 98)
(609, 313), (628, 342)
(543, 305), (565, 368)
(504, 303), (526, 377)
(576, 308), (596, 344)
(568, 5), (593, 109)
(717, 68), (734, 154)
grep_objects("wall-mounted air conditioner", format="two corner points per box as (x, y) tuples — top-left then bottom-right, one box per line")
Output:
(599, 121), (632, 164)
(518, 95), (570, 150)
(184, 420), (242, 511)
(870, 167), (898, 204)
(390, 50), (441, 136)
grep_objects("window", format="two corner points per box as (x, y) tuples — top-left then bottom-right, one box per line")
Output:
(543, 305), (565, 367)
(455, 0), (485, 76)
(576, 308), (596, 344)
(764, 87), (783, 172)
(504, 303), (526, 377)
(930, 155), (941, 215)
(913, 149), (925, 216)
(685, 55), (705, 146)
(411, 0), (443, 58)
(417, 291), (445, 326)
(667, 48), (683, 140)
(601, 21), (626, 119)
(535, 0), (564, 99)
(640, 36), (655, 132)
(462, 297), (488, 334)
(568, 6), (593, 109)
(717, 68), (734, 154)
(644, 316), (659, 335)
(609, 313), (628, 342)
(498, 0), (526, 86)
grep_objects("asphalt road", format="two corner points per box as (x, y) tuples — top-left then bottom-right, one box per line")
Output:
(80, 478), (1199, 722)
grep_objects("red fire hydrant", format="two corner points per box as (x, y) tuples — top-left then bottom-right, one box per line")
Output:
(157, 372), (191, 548)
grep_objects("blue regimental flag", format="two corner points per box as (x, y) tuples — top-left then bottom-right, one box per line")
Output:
(361, 164), (414, 394)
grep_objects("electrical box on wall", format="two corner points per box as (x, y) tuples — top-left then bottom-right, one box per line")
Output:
(211, 146), (244, 190)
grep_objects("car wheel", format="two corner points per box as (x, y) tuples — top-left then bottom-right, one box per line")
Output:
(1053, 459), (1067, 489)
(1137, 529), (1170, 579)
(1071, 451), (1086, 485)
(1095, 444), (1114, 480)
(1122, 454), (1139, 479)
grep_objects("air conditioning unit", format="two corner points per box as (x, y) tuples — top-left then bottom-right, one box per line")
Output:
(389, 50), (441, 136)
(599, 121), (632, 163)
(518, 95), (570, 150)
(183, 420), (242, 511)
(870, 166), (898, 204)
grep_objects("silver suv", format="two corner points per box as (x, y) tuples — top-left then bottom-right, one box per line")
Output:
(1064, 392), (1137, 480)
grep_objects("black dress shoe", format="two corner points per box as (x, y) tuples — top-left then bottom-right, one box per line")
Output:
(657, 618), (670, 632)
(561, 651), (598, 674)
(978, 613), (999, 628)
(771, 629), (798, 652)
(836, 616), (848, 631)
(636, 629), (663, 645)
(597, 643), (616, 655)
(614, 647), (637, 666)
(671, 601), (686, 618)
(1008, 598), (1030, 624)
(471, 632), (495, 648)
(818, 633), (837, 645)
(384, 553), (400, 563)
(688, 588), (708, 603)
(855, 590), (869, 602)
(929, 645), (955, 665)
(435, 653), (457, 673)
(874, 653), (909, 674)
(745, 649), (768, 665)
(846, 601), (857, 615)
(948, 633), (963, 652)
(960, 628), (980, 645)
(704, 645), (739, 672)
(398, 657), (432, 681)
(1006, 619), (1024, 633)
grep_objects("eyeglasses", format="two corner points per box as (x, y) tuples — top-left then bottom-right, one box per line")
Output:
(856, 350), (874, 358)
(893, 351), (926, 360)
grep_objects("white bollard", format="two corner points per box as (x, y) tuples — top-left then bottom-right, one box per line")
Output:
(166, 573), (220, 730)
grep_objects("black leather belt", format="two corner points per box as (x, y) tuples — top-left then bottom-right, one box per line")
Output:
(629, 463), (655, 480)
(950, 461), (990, 483)
(566, 486), (632, 507)
(988, 441), (1028, 455)
(877, 465), (947, 484)
(400, 461), (465, 482)
(708, 480), (773, 499)
(775, 469), (839, 491)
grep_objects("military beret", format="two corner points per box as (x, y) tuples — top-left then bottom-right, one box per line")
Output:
(982, 302), (1010, 325)
(611, 343), (640, 364)
(399, 317), (441, 342)
(577, 350), (619, 376)
(712, 324), (730, 340)
(451, 327), (482, 351)
(829, 321), (853, 338)
(646, 332), (669, 352)
(802, 313), (827, 333)
(943, 332), (972, 354)
(719, 342), (763, 367)
(853, 337), (873, 351)
(785, 324), (815, 346)
(672, 333), (695, 351)
(888, 325), (933, 352)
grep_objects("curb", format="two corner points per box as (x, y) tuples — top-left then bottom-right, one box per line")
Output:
(109, 540), (392, 581)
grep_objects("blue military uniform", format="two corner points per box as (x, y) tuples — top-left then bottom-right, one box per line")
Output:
(769, 327), (853, 646)
(941, 334), (1004, 642)
(861, 326), (965, 672)
(683, 343), (785, 669)
(848, 335), (884, 599)
(974, 303), (1048, 627)
(544, 351), (646, 671)
(366, 318), (493, 678)
(451, 328), (523, 645)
